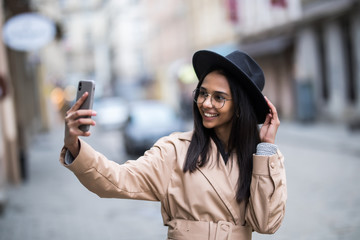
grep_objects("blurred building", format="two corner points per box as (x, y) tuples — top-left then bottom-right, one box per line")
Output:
(139, 0), (360, 125)
(142, 0), (239, 113)
(0, 0), (26, 212)
(36, 0), (150, 99)
(107, 0), (150, 100)
(39, 0), (112, 95)
(234, 0), (360, 125)
(233, 0), (301, 120)
(28, 0), (360, 125)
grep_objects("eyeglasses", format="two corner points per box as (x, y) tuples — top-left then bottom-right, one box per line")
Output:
(193, 88), (232, 109)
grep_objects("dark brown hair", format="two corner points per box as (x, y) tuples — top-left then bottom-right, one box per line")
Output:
(183, 69), (260, 203)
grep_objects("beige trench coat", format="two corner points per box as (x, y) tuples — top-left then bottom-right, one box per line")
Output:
(60, 131), (287, 240)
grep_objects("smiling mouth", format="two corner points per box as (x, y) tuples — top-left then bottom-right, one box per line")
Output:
(204, 112), (219, 118)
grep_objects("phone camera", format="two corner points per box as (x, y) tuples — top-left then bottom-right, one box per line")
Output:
(78, 82), (82, 91)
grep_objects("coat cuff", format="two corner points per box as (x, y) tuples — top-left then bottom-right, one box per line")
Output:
(59, 139), (96, 173)
(252, 150), (284, 176)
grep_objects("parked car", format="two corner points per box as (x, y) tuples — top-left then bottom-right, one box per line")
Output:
(123, 100), (184, 155)
(93, 97), (129, 130)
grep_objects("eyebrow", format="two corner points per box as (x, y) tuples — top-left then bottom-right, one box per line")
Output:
(199, 87), (231, 96)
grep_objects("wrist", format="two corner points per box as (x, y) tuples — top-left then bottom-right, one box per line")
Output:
(66, 140), (80, 158)
(260, 135), (275, 144)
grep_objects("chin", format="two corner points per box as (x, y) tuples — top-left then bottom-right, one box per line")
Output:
(202, 121), (216, 129)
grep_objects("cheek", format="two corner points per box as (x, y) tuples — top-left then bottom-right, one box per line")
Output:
(197, 103), (202, 112)
(224, 110), (234, 120)
(222, 104), (234, 117)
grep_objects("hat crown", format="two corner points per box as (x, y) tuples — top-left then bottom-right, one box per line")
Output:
(226, 51), (265, 91)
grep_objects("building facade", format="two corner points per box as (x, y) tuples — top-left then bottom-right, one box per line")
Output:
(234, 0), (360, 124)
(0, 0), (22, 212)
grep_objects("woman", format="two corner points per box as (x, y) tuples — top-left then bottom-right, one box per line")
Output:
(60, 50), (287, 240)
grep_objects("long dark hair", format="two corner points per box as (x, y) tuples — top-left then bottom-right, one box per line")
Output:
(183, 69), (260, 203)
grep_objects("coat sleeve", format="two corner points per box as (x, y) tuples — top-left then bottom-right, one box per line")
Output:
(59, 136), (177, 201)
(245, 150), (287, 234)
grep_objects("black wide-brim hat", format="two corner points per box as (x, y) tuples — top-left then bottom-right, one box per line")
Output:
(192, 50), (270, 123)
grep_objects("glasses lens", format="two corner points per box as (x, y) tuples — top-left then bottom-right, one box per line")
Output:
(213, 100), (223, 109)
(193, 89), (226, 109)
(212, 93), (225, 109)
(193, 89), (203, 103)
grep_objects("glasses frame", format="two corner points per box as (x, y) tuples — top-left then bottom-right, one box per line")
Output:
(192, 88), (232, 109)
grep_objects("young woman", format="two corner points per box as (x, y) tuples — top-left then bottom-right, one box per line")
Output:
(60, 50), (287, 240)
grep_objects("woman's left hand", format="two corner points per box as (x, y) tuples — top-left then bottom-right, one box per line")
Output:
(260, 97), (280, 144)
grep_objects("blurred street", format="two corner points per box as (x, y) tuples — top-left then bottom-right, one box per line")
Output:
(0, 121), (359, 240)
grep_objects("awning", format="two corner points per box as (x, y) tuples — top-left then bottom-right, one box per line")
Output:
(239, 35), (293, 57)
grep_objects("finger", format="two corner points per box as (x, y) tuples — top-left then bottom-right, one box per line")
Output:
(263, 113), (272, 126)
(67, 92), (89, 113)
(82, 131), (91, 137)
(76, 127), (93, 136)
(76, 109), (97, 118)
(68, 126), (92, 137)
(67, 119), (96, 134)
(67, 118), (95, 133)
(76, 118), (96, 127)
(264, 96), (279, 120)
(66, 109), (97, 122)
(264, 96), (275, 111)
(66, 115), (96, 132)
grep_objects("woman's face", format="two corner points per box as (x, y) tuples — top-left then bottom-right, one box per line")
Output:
(197, 71), (234, 135)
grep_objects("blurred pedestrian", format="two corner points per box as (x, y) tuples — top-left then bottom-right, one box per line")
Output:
(60, 50), (287, 240)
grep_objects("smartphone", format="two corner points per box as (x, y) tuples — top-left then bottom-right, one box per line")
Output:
(75, 80), (95, 132)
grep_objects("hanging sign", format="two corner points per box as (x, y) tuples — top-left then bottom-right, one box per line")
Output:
(2, 13), (56, 51)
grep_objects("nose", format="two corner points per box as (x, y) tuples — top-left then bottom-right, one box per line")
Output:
(202, 95), (213, 108)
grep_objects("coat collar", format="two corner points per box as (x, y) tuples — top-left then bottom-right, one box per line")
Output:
(176, 131), (193, 141)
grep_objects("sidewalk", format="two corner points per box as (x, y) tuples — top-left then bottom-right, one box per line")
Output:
(0, 121), (359, 240)
(277, 121), (360, 153)
(262, 121), (360, 240)
(0, 126), (167, 240)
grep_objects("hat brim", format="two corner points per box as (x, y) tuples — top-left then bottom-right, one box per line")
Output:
(192, 50), (269, 124)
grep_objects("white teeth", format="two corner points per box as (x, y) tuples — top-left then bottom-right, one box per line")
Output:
(204, 112), (218, 117)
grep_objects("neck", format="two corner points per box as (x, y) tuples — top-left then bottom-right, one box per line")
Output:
(214, 128), (230, 151)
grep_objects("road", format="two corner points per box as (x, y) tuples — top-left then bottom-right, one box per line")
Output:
(0, 121), (359, 240)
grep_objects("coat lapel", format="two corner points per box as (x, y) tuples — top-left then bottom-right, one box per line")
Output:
(196, 141), (241, 225)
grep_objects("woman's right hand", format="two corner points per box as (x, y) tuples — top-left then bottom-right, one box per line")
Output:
(64, 92), (96, 157)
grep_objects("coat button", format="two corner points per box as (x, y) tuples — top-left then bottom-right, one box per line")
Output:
(221, 224), (230, 232)
(270, 162), (275, 169)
